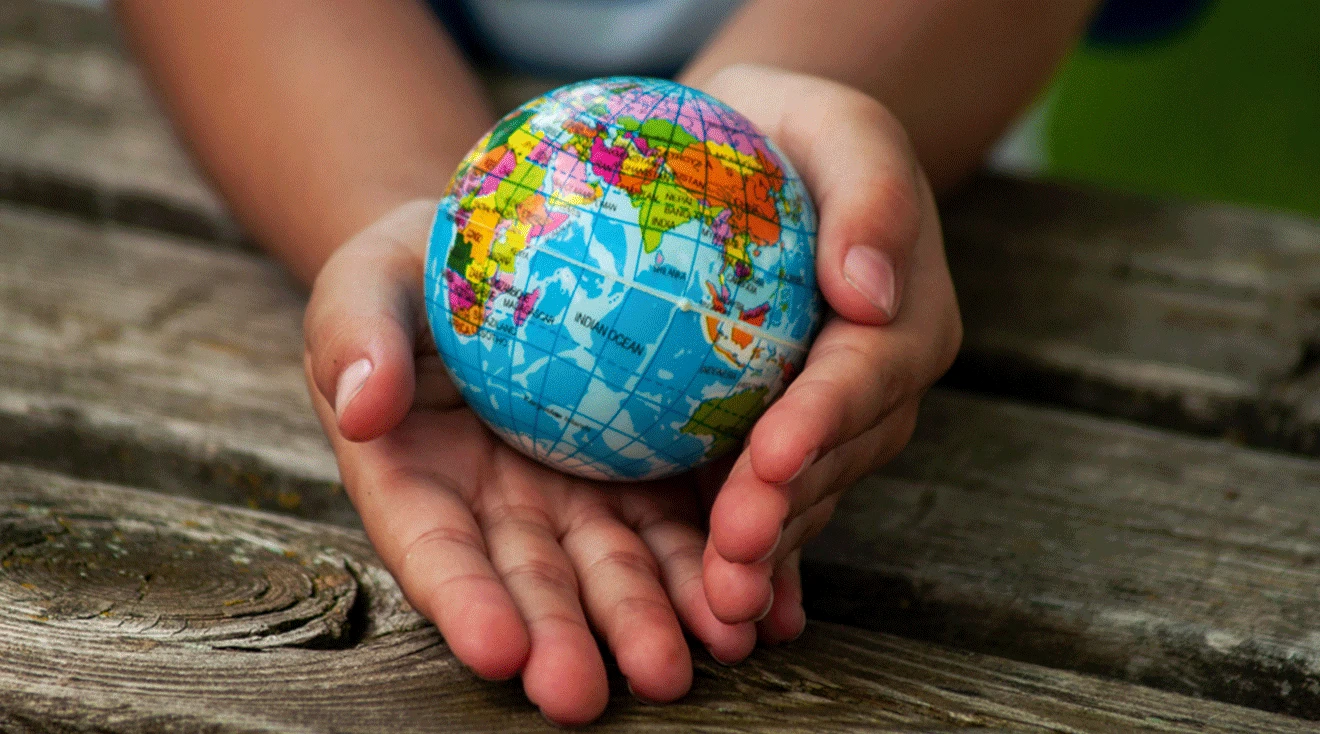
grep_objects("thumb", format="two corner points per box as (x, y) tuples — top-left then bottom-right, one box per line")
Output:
(304, 200), (436, 441)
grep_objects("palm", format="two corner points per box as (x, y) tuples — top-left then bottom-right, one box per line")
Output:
(313, 350), (753, 724)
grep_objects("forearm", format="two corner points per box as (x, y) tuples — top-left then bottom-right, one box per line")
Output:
(681, 0), (1100, 191)
(114, 0), (495, 283)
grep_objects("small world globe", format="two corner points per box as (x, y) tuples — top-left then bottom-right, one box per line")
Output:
(424, 77), (821, 481)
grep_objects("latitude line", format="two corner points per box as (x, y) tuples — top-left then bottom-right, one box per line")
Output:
(525, 236), (808, 353)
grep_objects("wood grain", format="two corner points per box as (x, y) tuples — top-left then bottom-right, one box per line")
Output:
(0, 0), (235, 242)
(5, 200), (1320, 720)
(8, 0), (1320, 454)
(3, 462), (1315, 734)
(0, 204), (345, 523)
(943, 176), (1320, 451)
(805, 388), (1320, 719)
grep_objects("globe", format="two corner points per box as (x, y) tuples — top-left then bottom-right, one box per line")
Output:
(424, 77), (821, 481)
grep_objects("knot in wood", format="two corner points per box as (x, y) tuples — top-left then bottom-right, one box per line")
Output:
(0, 505), (358, 649)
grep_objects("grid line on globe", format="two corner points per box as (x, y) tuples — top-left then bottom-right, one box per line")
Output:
(425, 77), (822, 480)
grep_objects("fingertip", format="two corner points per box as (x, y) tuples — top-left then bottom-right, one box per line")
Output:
(442, 597), (530, 681)
(701, 614), (758, 666)
(757, 552), (806, 645)
(620, 628), (692, 703)
(816, 172), (921, 327)
(334, 346), (415, 441)
(704, 629), (757, 667)
(748, 407), (821, 485)
(757, 601), (807, 645)
(709, 472), (787, 564)
(703, 544), (774, 624)
(523, 635), (610, 726)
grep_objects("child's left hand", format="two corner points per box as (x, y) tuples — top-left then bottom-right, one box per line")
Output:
(690, 65), (962, 640)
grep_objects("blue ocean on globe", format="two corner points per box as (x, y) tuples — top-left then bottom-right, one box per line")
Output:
(424, 77), (821, 480)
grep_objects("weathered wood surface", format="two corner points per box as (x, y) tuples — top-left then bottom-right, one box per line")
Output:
(6, 203), (1320, 720)
(8, 0), (1320, 725)
(9, 0), (1320, 453)
(805, 389), (1320, 719)
(4, 462), (1317, 734)
(943, 177), (1320, 450)
(0, 204), (344, 522)
(0, 0), (235, 242)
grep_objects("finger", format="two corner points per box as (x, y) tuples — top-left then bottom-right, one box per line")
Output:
(635, 516), (757, 665)
(310, 405), (530, 681)
(757, 549), (806, 645)
(703, 540), (774, 625)
(700, 65), (925, 325)
(480, 498), (609, 726)
(561, 507), (693, 703)
(751, 155), (957, 482)
(705, 497), (835, 627)
(710, 397), (920, 564)
(304, 200), (438, 441)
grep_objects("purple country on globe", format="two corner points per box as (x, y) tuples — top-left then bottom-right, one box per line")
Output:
(424, 76), (821, 480)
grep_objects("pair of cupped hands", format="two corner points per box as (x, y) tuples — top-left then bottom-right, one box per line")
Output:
(302, 66), (961, 726)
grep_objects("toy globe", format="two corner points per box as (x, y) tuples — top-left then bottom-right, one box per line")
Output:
(424, 77), (821, 481)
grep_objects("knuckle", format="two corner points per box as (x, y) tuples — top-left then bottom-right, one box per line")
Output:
(654, 540), (705, 571)
(802, 330), (874, 370)
(478, 501), (556, 537)
(503, 558), (580, 597)
(858, 172), (923, 255)
(397, 525), (488, 581)
(587, 547), (661, 580)
(526, 609), (591, 634)
(866, 401), (921, 471)
(611, 595), (677, 632)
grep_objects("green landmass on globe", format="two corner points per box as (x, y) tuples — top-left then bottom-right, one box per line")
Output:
(424, 76), (821, 480)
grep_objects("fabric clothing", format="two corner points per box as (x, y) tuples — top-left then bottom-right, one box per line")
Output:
(429, 0), (744, 76)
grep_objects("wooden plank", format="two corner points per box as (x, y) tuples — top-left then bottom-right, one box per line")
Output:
(0, 0), (236, 242)
(6, 202), (1320, 720)
(0, 204), (346, 523)
(804, 388), (1320, 720)
(3, 462), (1315, 734)
(0, 0), (536, 237)
(7, 0), (1320, 718)
(942, 176), (1320, 452)
(9, 0), (1320, 453)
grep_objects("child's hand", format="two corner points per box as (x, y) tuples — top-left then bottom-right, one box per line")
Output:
(302, 203), (757, 726)
(690, 66), (962, 640)
(299, 64), (959, 725)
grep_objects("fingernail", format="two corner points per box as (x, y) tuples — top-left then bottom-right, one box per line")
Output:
(706, 646), (741, 667)
(842, 246), (897, 319)
(335, 358), (372, 423)
(754, 526), (782, 565)
(754, 589), (775, 622)
(784, 449), (818, 484)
